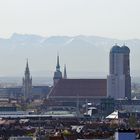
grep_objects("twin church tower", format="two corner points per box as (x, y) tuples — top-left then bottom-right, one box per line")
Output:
(107, 44), (131, 100)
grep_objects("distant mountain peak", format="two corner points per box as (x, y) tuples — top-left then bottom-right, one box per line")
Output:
(0, 33), (140, 76)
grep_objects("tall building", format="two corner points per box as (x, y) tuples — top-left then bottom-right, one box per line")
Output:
(22, 60), (32, 101)
(53, 54), (62, 85)
(107, 44), (131, 99)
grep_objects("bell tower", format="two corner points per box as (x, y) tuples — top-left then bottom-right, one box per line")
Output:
(53, 54), (62, 86)
(22, 59), (32, 101)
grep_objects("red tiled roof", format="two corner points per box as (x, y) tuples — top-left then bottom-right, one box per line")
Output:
(49, 79), (107, 98)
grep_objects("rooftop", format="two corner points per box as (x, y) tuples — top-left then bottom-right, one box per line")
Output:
(49, 79), (107, 98)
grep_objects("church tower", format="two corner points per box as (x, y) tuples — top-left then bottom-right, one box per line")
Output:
(22, 59), (32, 101)
(53, 54), (62, 86)
(63, 64), (67, 79)
(107, 44), (131, 99)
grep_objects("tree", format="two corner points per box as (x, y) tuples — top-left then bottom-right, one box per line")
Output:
(128, 115), (137, 128)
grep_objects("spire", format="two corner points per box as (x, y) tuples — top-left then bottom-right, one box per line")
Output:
(23, 58), (32, 102)
(53, 53), (62, 86)
(56, 53), (60, 71)
(25, 59), (30, 74)
(64, 64), (67, 79)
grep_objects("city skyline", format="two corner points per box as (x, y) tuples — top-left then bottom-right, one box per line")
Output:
(0, 1), (139, 138)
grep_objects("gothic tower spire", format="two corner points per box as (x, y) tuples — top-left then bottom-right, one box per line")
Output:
(22, 59), (32, 102)
(56, 53), (60, 71)
(53, 53), (62, 86)
(25, 59), (30, 75)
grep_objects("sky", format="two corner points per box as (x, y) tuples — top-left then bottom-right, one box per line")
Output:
(0, 0), (139, 80)
(0, 0), (140, 39)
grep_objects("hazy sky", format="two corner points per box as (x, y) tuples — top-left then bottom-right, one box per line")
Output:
(0, 0), (140, 39)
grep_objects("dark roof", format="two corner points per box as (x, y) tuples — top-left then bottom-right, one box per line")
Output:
(110, 44), (121, 53)
(110, 44), (130, 54)
(121, 45), (130, 53)
(49, 79), (107, 98)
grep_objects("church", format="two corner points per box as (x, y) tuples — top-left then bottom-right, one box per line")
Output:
(48, 55), (107, 105)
